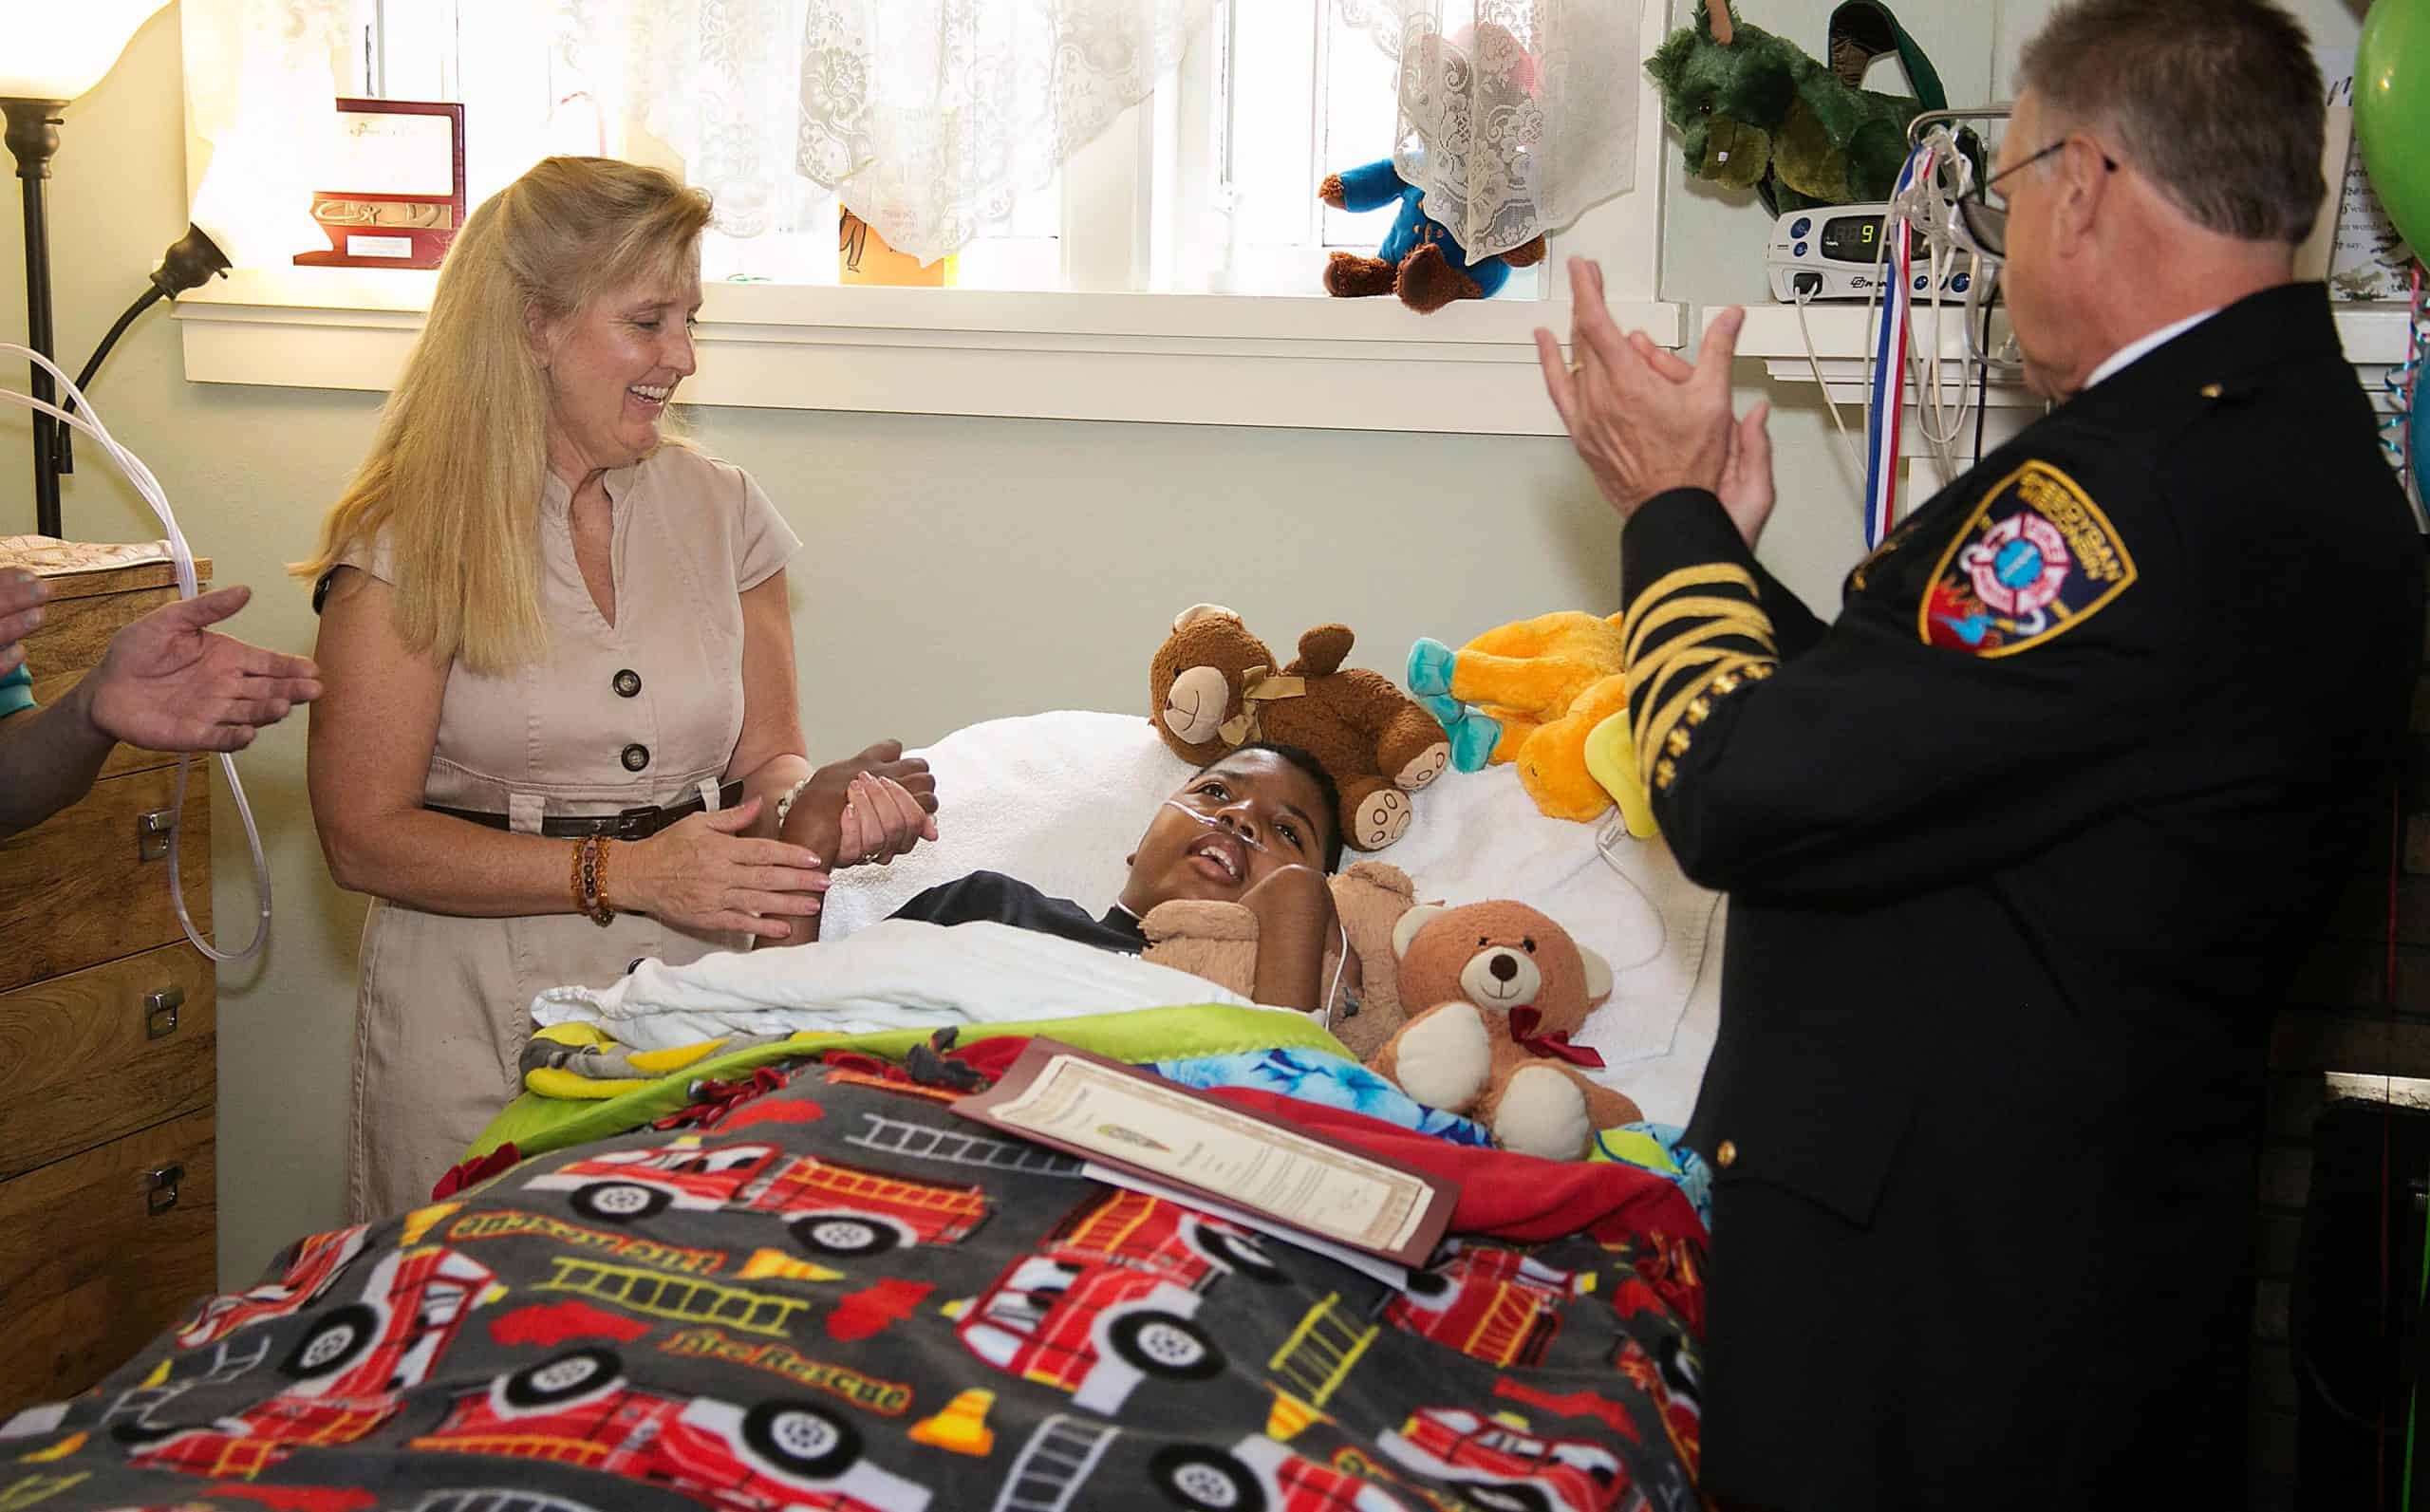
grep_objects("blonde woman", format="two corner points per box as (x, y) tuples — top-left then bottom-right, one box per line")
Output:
(300, 158), (935, 1221)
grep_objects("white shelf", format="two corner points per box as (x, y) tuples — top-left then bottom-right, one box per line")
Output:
(1715, 299), (2418, 368)
(1705, 299), (2419, 421)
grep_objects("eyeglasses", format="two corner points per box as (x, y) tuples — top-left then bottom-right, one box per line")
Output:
(1955, 137), (2121, 258)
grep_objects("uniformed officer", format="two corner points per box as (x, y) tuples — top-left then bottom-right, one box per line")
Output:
(1534, 1), (2423, 1505)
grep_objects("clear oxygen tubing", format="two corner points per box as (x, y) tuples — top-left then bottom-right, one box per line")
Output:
(1590, 810), (1673, 977)
(1792, 279), (1865, 487)
(0, 341), (272, 963)
(1860, 110), (2025, 516)
(1899, 133), (1992, 480)
(1158, 797), (1350, 1025)
(1866, 130), (1980, 491)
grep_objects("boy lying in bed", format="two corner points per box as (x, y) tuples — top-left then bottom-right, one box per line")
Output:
(780, 741), (1348, 1012)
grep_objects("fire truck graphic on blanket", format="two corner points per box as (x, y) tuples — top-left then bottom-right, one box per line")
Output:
(119, 1246), (502, 1479)
(410, 1347), (931, 1512)
(176, 1223), (374, 1351)
(951, 1188), (1278, 1414)
(524, 1135), (988, 1256)
(989, 1414), (1407, 1512)
(1151, 1434), (1411, 1512)
(1377, 1407), (1629, 1512)
(1384, 1241), (1595, 1369)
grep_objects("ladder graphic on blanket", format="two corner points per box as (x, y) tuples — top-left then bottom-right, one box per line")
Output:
(1265, 1292), (1379, 1441)
(991, 1413), (1119, 1512)
(536, 1256), (809, 1336)
(850, 1112), (1085, 1177)
(103, 1335), (271, 1426)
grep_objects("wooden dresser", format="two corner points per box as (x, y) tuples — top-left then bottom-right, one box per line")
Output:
(0, 543), (218, 1417)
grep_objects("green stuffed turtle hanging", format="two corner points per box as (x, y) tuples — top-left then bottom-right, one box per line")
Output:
(1647, 0), (1952, 216)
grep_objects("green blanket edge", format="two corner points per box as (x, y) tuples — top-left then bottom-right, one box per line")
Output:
(468, 1003), (1351, 1165)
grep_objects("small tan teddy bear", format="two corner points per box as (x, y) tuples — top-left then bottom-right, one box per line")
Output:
(1369, 898), (1642, 1159)
(1139, 860), (1417, 1059)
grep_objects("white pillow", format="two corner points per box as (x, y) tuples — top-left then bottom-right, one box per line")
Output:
(819, 709), (1722, 1123)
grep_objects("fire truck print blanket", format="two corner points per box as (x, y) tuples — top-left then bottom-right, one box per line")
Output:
(1, 1050), (1710, 1512)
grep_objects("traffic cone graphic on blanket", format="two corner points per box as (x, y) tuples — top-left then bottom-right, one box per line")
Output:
(738, 1249), (844, 1284)
(1266, 1390), (1323, 1443)
(910, 1388), (997, 1456)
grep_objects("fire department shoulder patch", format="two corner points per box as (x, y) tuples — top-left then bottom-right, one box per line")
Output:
(1918, 459), (2136, 657)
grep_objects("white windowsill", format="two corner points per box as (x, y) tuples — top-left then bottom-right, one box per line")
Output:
(175, 267), (1684, 438)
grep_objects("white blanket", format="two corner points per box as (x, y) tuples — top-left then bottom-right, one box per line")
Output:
(530, 918), (1258, 1053)
(816, 710), (1724, 1123)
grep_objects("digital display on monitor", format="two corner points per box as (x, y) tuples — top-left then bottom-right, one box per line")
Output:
(1819, 215), (1927, 263)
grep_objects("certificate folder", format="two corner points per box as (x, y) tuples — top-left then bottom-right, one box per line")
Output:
(951, 1038), (1457, 1271)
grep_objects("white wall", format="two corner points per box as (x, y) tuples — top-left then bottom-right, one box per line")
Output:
(0, 0), (2368, 1282)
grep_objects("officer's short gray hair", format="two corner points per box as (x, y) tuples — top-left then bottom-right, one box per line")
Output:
(2017, 0), (2325, 245)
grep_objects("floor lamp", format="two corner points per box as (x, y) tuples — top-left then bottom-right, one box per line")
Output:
(5, 3), (232, 539)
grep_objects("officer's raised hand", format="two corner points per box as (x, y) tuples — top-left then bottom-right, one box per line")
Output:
(1534, 257), (1749, 522)
(1605, 304), (1778, 550)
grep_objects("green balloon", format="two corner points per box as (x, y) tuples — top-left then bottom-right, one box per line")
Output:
(2358, 0), (2430, 256)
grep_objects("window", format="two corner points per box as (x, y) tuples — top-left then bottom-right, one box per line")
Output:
(346, 1), (1537, 301)
(181, 2), (1673, 435)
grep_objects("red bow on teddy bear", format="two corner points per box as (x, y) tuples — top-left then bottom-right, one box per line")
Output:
(1508, 1005), (1608, 1069)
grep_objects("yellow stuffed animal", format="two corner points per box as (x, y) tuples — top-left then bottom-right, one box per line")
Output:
(1407, 613), (1657, 834)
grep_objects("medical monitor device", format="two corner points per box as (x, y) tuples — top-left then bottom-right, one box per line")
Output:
(1766, 203), (1974, 303)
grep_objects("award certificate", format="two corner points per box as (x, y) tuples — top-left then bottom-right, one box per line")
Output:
(953, 1039), (1454, 1269)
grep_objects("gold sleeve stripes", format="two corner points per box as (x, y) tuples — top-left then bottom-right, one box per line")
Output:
(1621, 562), (1780, 793)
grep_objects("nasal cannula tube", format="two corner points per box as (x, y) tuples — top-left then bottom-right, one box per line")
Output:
(1161, 797), (1350, 1023)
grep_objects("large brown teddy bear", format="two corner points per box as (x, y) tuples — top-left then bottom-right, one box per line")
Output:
(1150, 605), (1449, 851)
(1138, 860), (1417, 1058)
(1369, 898), (1642, 1159)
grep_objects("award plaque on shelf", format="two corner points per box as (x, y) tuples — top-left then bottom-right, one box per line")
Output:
(294, 99), (467, 271)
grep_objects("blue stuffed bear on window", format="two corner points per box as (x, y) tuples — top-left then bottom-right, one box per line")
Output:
(1318, 157), (1549, 313)
(1317, 21), (1549, 314)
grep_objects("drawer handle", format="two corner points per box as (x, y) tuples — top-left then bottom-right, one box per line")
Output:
(144, 986), (184, 1039)
(138, 810), (175, 862)
(146, 1164), (184, 1217)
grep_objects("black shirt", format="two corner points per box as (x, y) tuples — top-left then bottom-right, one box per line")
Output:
(887, 870), (1148, 956)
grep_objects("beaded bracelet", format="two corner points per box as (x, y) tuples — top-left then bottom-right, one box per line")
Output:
(573, 834), (615, 927)
(774, 775), (816, 831)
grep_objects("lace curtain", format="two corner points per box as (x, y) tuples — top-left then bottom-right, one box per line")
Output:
(794, 0), (1219, 268)
(184, 0), (833, 255)
(563, 0), (806, 240)
(1334, 0), (1642, 260)
(181, 0), (1633, 273)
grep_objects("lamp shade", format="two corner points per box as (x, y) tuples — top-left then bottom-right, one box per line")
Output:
(2, 3), (173, 101)
(189, 136), (327, 268)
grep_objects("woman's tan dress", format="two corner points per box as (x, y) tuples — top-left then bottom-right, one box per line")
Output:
(339, 446), (800, 1220)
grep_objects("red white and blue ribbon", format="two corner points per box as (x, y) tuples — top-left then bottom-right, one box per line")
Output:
(1861, 143), (1935, 550)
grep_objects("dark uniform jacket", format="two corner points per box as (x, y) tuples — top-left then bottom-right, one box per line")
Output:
(1619, 283), (2422, 1508)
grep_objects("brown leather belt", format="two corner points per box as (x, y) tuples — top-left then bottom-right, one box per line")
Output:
(427, 780), (744, 841)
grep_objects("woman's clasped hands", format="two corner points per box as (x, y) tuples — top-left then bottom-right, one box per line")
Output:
(622, 796), (830, 941)
(624, 756), (937, 942)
